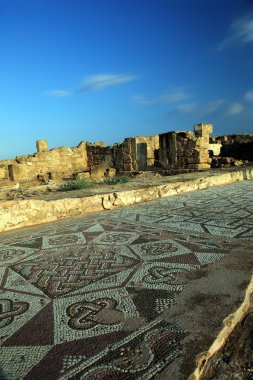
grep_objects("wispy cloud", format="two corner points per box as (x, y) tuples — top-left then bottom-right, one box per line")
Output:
(172, 98), (244, 118)
(172, 99), (225, 117)
(133, 88), (193, 106)
(45, 73), (138, 97)
(176, 103), (197, 113)
(245, 89), (253, 102)
(217, 16), (253, 50)
(45, 90), (73, 97)
(202, 99), (226, 115)
(226, 102), (244, 115)
(79, 73), (138, 92)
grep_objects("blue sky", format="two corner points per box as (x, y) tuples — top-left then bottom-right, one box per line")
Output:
(0, 0), (253, 158)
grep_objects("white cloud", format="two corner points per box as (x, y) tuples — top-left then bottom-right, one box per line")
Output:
(203, 99), (226, 114)
(45, 90), (73, 97)
(176, 103), (197, 113)
(245, 90), (253, 102)
(173, 99), (225, 116)
(172, 99), (244, 118)
(80, 73), (138, 92)
(226, 102), (244, 115)
(133, 89), (193, 106)
(218, 17), (253, 50)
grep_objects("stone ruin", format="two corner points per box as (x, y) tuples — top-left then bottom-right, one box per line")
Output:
(0, 123), (251, 184)
(210, 134), (253, 168)
(159, 123), (213, 170)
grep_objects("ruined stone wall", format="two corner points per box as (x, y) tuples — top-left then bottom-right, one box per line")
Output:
(0, 141), (89, 181)
(212, 134), (253, 161)
(112, 138), (136, 172)
(112, 135), (159, 172)
(158, 132), (177, 168)
(135, 135), (159, 168)
(86, 142), (113, 168)
(208, 143), (222, 157)
(159, 124), (213, 170)
(213, 134), (253, 144)
(194, 123), (213, 169)
(0, 159), (16, 180)
(0, 123), (216, 182)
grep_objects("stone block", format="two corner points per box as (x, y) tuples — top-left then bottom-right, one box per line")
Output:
(75, 172), (91, 180)
(11, 164), (30, 180)
(194, 123), (213, 137)
(36, 140), (48, 153)
(123, 163), (133, 171)
(90, 165), (112, 178)
(0, 166), (6, 179)
(209, 143), (222, 157)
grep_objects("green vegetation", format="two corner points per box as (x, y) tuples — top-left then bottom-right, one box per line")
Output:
(58, 175), (130, 191)
(58, 178), (93, 191)
(103, 175), (130, 185)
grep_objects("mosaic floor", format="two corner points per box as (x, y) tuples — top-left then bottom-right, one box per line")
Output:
(0, 181), (252, 379)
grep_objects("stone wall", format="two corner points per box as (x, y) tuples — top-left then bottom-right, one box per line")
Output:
(213, 134), (253, 144)
(0, 141), (89, 181)
(159, 124), (213, 170)
(212, 134), (253, 162)
(112, 135), (159, 172)
(208, 143), (222, 157)
(0, 159), (16, 180)
(1, 167), (253, 232)
(112, 138), (135, 172)
(135, 135), (159, 168)
(86, 142), (113, 168)
(0, 124), (216, 182)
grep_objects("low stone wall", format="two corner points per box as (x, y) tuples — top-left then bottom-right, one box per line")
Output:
(1, 168), (253, 232)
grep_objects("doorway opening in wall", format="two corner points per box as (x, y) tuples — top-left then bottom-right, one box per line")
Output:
(8, 165), (14, 181)
(137, 143), (147, 170)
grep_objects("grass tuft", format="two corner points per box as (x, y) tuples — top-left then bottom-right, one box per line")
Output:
(103, 175), (130, 185)
(58, 179), (93, 191)
(58, 175), (130, 191)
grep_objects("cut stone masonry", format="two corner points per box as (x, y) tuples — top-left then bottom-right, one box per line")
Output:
(0, 123), (251, 183)
(159, 123), (213, 170)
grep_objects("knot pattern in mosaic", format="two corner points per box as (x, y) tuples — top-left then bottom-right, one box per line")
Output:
(1, 181), (251, 379)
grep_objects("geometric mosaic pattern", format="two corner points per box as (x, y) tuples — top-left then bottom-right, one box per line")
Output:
(0, 180), (252, 379)
(112, 180), (253, 241)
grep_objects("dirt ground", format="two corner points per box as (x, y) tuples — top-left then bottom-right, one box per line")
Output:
(1, 166), (251, 202)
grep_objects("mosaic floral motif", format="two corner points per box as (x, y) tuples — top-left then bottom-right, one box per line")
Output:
(1, 181), (252, 379)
